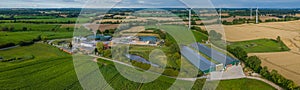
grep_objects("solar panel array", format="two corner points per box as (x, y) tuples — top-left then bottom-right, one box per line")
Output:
(125, 54), (159, 67)
(191, 43), (239, 65)
(181, 46), (216, 72)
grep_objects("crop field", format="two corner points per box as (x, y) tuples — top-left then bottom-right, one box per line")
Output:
(0, 23), (60, 31)
(0, 43), (276, 89)
(249, 52), (300, 86)
(0, 44), (79, 89)
(0, 31), (73, 46)
(0, 23), (75, 48)
(216, 78), (275, 90)
(221, 20), (300, 85)
(229, 39), (290, 53)
(220, 21), (300, 52)
(97, 58), (275, 90)
(158, 25), (196, 45)
(0, 23), (75, 32)
(86, 24), (119, 31)
(192, 30), (208, 43)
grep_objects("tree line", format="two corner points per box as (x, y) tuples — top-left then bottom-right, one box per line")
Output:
(227, 46), (299, 90)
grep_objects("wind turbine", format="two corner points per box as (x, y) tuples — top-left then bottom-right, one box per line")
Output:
(219, 8), (222, 20)
(250, 8), (253, 19)
(256, 7), (259, 24)
(186, 8), (192, 30)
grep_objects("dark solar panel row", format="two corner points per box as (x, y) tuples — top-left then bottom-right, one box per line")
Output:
(181, 46), (216, 72)
(125, 54), (159, 67)
(191, 43), (238, 65)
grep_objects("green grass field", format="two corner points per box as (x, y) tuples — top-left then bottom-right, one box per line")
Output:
(146, 25), (208, 44)
(215, 78), (276, 90)
(0, 43), (276, 89)
(192, 30), (208, 43)
(97, 58), (275, 90)
(228, 39), (290, 53)
(0, 44), (79, 89)
(0, 23), (60, 31)
(0, 23), (75, 31)
(0, 31), (73, 46)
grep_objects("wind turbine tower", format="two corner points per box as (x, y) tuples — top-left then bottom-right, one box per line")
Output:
(188, 8), (192, 30)
(256, 7), (259, 24)
(250, 8), (253, 19)
(219, 8), (222, 20)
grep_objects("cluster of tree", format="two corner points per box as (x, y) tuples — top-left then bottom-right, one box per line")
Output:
(0, 55), (34, 62)
(265, 17), (300, 22)
(191, 20), (197, 25)
(9, 20), (77, 24)
(131, 60), (151, 70)
(164, 33), (182, 72)
(145, 28), (166, 39)
(227, 47), (248, 60)
(98, 21), (121, 24)
(95, 42), (111, 58)
(227, 46), (298, 90)
(0, 43), (15, 49)
(208, 30), (222, 41)
(19, 35), (42, 46)
(276, 36), (290, 51)
(0, 8), (81, 17)
(191, 26), (208, 35)
(260, 67), (299, 90)
(0, 26), (15, 32)
(222, 18), (262, 25)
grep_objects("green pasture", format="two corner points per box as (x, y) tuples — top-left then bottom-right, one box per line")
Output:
(228, 39), (290, 53)
(0, 31), (73, 46)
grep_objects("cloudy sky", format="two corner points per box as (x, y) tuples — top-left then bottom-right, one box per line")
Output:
(0, 0), (299, 8)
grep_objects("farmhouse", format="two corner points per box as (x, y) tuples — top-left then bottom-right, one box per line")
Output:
(191, 43), (240, 69)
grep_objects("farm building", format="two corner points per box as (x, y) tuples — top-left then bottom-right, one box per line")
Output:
(180, 43), (240, 73)
(181, 46), (216, 73)
(191, 43), (240, 69)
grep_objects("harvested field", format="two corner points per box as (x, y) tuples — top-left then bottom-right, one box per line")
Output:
(86, 24), (119, 31)
(221, 21), (300, 53)
(249, 52), (300, 85)
(220, 20), (300, 85)
(120, 26), (145, 33)
(119, 26), (160, 37)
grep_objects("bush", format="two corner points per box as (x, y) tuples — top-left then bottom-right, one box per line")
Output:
(0, 43), (15, 49)
(19, 41), (34, 46)
(228, 46), (298, 90)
